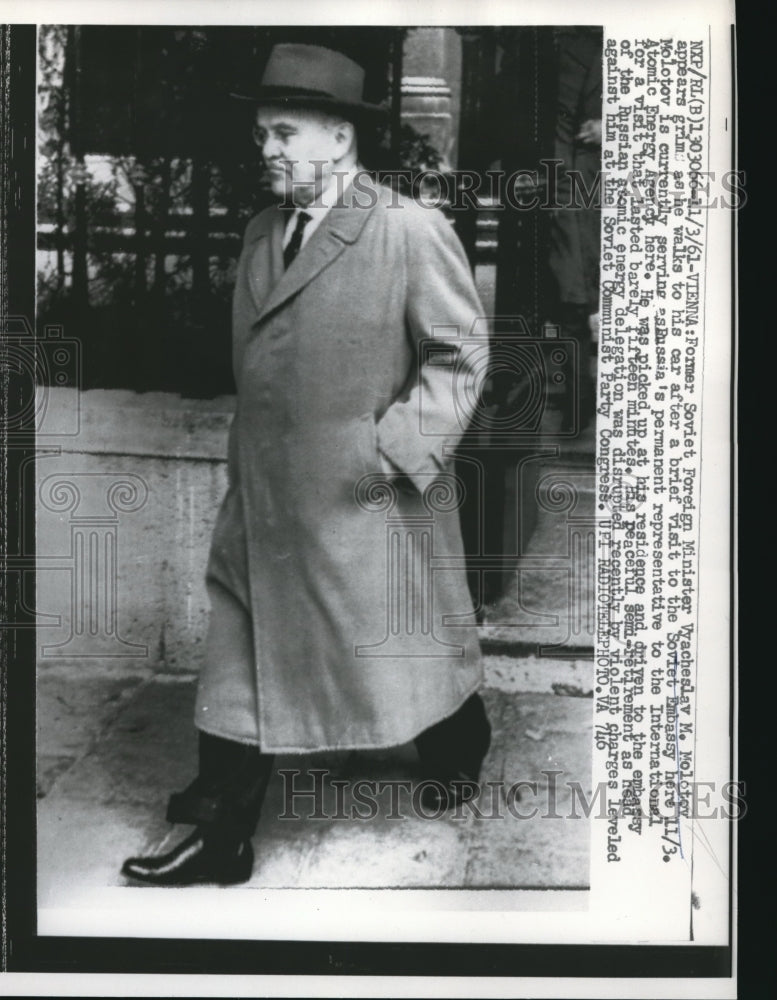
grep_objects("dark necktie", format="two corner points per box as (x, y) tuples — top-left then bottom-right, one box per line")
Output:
(283, 210), (312, 269)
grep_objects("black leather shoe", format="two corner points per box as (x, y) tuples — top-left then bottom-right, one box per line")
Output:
(121, 829), (254, 886)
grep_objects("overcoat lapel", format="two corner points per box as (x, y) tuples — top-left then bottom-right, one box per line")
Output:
(254, 182), (379, 325)
(246, 209), (285, 316)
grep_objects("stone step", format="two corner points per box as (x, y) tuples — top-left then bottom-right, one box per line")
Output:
(37, 677), (592, 903)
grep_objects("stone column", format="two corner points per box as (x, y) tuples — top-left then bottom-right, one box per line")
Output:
(400, 27), (462, 169)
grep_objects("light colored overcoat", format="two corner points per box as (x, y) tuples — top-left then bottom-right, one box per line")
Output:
(196, 176), (488, 752)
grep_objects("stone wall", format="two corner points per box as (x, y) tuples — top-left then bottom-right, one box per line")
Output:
(35, 388), (234, 672)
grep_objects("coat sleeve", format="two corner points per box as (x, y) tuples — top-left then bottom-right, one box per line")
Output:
(375, 203), (488, 494)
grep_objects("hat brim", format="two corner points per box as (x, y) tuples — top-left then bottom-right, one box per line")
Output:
(230, 86), (390, 121)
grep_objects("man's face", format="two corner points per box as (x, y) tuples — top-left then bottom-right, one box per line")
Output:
(253, 106), (348, 206)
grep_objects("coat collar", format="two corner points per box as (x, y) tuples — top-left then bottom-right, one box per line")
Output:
(245, 174), (380, 323)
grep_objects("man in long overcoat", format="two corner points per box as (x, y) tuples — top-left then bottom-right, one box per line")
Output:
(122, 42), (491, 886)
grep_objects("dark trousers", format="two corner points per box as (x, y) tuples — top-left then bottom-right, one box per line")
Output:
(414, 692), (491, 780)
(170, 693), (490, 842)
(166, 733), (275, 842)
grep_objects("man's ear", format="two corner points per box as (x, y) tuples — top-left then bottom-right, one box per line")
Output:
(331, 120), (356, 161)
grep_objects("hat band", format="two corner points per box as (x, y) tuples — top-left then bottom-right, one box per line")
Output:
(255, 85), (342, 102)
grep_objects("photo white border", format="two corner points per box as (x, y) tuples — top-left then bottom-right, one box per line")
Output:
(4, 0), (738, 994)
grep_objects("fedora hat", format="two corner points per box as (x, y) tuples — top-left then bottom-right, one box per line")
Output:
(231, 43), (389, 120)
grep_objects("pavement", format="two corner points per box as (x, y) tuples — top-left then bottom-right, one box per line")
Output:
(37, 416), (596, 905)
